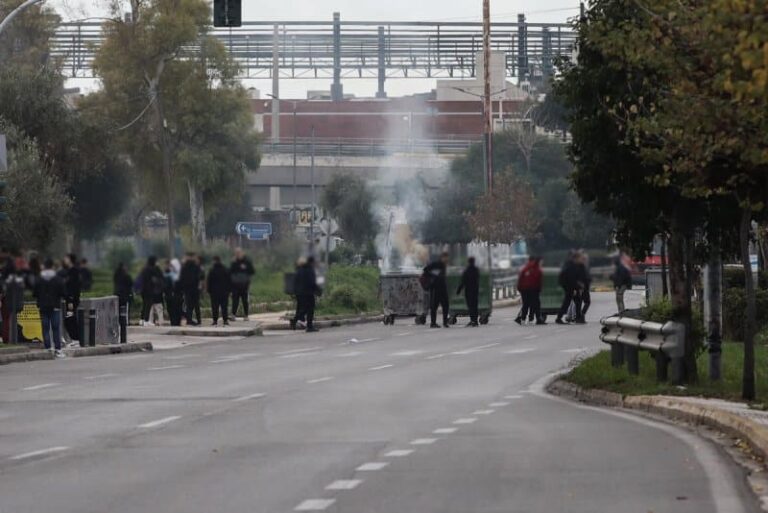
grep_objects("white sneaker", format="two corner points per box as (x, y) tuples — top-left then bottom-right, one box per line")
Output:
(54, 350), (66, 358)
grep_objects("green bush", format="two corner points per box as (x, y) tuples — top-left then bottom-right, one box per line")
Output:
(641, 297), (706, 353)
(723, 287), (768, 341)
(723, 267), (768, 290)
(104, 239), (135, 271)
(327, 284), (368, 312)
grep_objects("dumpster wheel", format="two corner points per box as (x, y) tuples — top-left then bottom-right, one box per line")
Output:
(479, 314), (490, 325)
(415, 315), (427, 325)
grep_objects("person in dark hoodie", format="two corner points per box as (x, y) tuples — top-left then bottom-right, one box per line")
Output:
(139, 256), (165, 326)
(424, 251), (450, 328)
(456, 256), (480, 327)
(113, 262), (134, 309)
(291, 256), (320, 333)
(229, 248), (255, 321)
(34, 259), (66, 357)
(556, 251), (582, 325)
(179, 253), (203, 326)
(207, 256), (231, 326)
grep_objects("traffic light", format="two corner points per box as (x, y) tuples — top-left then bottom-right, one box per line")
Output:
(0, 180), (7, 222)
(213, 0), (241, 27)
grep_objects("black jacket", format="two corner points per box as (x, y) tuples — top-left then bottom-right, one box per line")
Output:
(179, 260), (202, 294)
(207, 262), (231, 298)
(139, 265), (165, 303)
(60, 266), (81, 300)
(424, 261), (448, 294)
(293, 264), (318, 297)
(113, 268), (134, 304)
(34, 269), (65, 312)
(611, 260), (633, 289)
(230, 257), (255, 289)
(457, 264), (480, 298)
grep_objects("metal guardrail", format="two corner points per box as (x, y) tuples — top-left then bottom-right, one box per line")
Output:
(600, 316), (685, 383)
(260, 137), (480, 157)
(491, 270), (518, 301)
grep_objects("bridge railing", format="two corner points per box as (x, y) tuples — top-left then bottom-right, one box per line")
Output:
(260, 137), (480, 157)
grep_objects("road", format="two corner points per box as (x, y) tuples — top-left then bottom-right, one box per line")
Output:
(0, 291), (757, 513)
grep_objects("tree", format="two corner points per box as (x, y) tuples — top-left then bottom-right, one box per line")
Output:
(0, 122), (71, 250)
(0, 0), (58, 68)
(466, 169), (539, 244)
(321, 173), (378, 250)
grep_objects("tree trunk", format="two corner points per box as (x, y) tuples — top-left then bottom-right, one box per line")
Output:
(740, 208), (756, 400)
(661, 234), (669, 298)
(683, 233), (698, 384)
(187, 180), (207, 247)
(667, 220), (695, 384)
(705, 245), (723, 381)
(153, 91), (175, 259)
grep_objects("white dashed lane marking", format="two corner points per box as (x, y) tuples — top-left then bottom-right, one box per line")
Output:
(294, 499), (336, 511)
(326, 479), (362, 490)
(368, 364), (394, 371)
(307, 377), (334, 384)
(425, 353), (447, 360)
(505, 348), (536, 355)
(336, 351), (364, 357)
(22, 383), (60, 391)
(453, 417), (478, 425)
(137, 416), (182, 429)
(147, 365), (185, 371)
(505, 394), (525, 399)
(394, 332), (413, 337)
(9, 446), (69, 461)
(356, 462), (389, 471)
(410, 438), (438, 445)
(384, 449), (414, 457)
(489, 402), (510, 407)
(523, 334), (539, 340)
(83, 373), (119, 380)
(276, 346), (322, 356)
(231, 392), (266, 402)
(433, 427), (458, 434)
(450, 342), (501, 355)
(391, 350), (424, 357)
(473, 409), (495, 415)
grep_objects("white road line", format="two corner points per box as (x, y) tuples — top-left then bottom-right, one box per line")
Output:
(451, 342), (501, 355)
(356, 462), (389, 471)
(163, 354), (201, 360)
(433, 427), (458, 434)
(147, 365), (185, 371)
(9, 446), (69, 461)
(394, 332), (413, 337)
(368, 364), (394, 371)
(505, 348), (536, 355)
(83, 373), (119, 380)
(295, 499), (336, 511)
(277, 346), (322, 356)
(489, 402), (510, 407)
(307, 377), (334, 384)
(358, 338), (380, 343)
(410, 438), (438, 445)
(562, 348), (588, 353)
(391, 350), (424, 357)
(523, 334), (539, 340)
(232, 392), (266, 402)
(326, 479), (362, 490)
(384, 449), (414, 457)
(473, 409), (495, 415)
(22, 383), (60, 391)
(425, 353), (447, 360)
(336, 351), (364, 357)
(505, 394), (525, 399)
(453, 417), (477, 425)
(137, 416), (181, 429)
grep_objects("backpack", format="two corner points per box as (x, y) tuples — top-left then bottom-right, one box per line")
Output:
(418, 272), (432, 291)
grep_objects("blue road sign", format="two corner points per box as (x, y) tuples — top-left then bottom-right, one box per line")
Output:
(235, 222), (272, 241)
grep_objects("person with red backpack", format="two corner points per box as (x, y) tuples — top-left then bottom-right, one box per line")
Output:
(515, 256), (544, 325)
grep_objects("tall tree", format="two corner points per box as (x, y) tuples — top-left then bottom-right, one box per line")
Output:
(321, 173), (378, 250)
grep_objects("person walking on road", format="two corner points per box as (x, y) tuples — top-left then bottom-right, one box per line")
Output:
(180, 253), (203, 326)
(34, 259), (66, 358)
(291, 256), (320, 333)
(576, 250), (592, 322)
(230, 248), (255, 321)
(424, 252), (450, 328)
(456, 257), (480, 327)
(610, 252), (633, 313)
(515, 256), (544, 325)
(555, 251), (582, 325)
(207, 256), (231, 326)
(139, 256), (165, 326)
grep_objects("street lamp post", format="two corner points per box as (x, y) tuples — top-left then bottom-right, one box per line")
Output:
(267, 94), (299, 224)
(309, 125), (316, 255)
(482, 0), (492, 190)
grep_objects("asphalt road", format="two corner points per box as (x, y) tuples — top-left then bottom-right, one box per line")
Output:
(0, 291), (758, 513)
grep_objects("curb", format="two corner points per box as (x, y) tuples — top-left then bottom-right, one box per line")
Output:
(261, 314), (384, 331)
(168, 327), (262, 337)
(0, 350), (55, 365)
(548, 379), (768, 462)
(63, 342), (154, 358)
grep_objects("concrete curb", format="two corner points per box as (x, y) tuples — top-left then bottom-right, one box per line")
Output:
(261, 314), (384, 331)
(63, 342), (154, 358)
(168, 327), (262, 337)
(0, 350), (55, 365)
(548, 379), (768, 462)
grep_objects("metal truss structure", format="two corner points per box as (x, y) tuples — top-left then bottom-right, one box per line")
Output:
(51, 13), (576, 97)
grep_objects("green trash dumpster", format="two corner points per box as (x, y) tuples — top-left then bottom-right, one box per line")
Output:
(539, 267), (563, 320)
(445, 269), (493, 325)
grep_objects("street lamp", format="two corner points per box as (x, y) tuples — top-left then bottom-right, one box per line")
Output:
(266, 93), (299, 221)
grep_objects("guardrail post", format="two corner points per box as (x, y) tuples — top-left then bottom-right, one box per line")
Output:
(670, 358), (684, 385)
(77, 308), (85, 347)
(626, 346), (639, 375)
(119, 304), (128, 344)
(88, 308), (97, 347)
(610, 342), (624, 368)
(655, 351), (668, 382)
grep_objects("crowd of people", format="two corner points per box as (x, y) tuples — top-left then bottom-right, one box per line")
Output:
(117, 247), (256, 328)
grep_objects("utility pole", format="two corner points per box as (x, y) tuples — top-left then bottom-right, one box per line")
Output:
(309, 125), (316, 255)
(482, 0), (493, 191)
(292, 101), (298, 223)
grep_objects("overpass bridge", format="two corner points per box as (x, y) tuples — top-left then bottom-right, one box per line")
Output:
(52, 13), (576, 98)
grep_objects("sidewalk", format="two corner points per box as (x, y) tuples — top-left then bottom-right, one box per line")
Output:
(129, 320), (263, 351)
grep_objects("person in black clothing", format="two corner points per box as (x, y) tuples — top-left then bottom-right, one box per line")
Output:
(291, 256), (320, 332)
(424, 252), (450, 328)
(610, 253), (633, 313)
(230, 248), (255, 321)
(179, 253), (203, 326)
(80, 258), (93, 292)
(34, 259), (66, 356)
(576, 251), (592, 322)
(113, 262), (134, 309)
(60, 254), (82, 311)
(139, 256), (165, 325)
(207, 256), (231, 326)
(457, 256), (480, 327)
(556, 251), (582, 325)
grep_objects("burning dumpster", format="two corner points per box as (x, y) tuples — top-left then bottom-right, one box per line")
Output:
(379, 272), (429, 325)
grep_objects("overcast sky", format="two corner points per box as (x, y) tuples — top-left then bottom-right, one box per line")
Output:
(58, 0), (581, 97)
